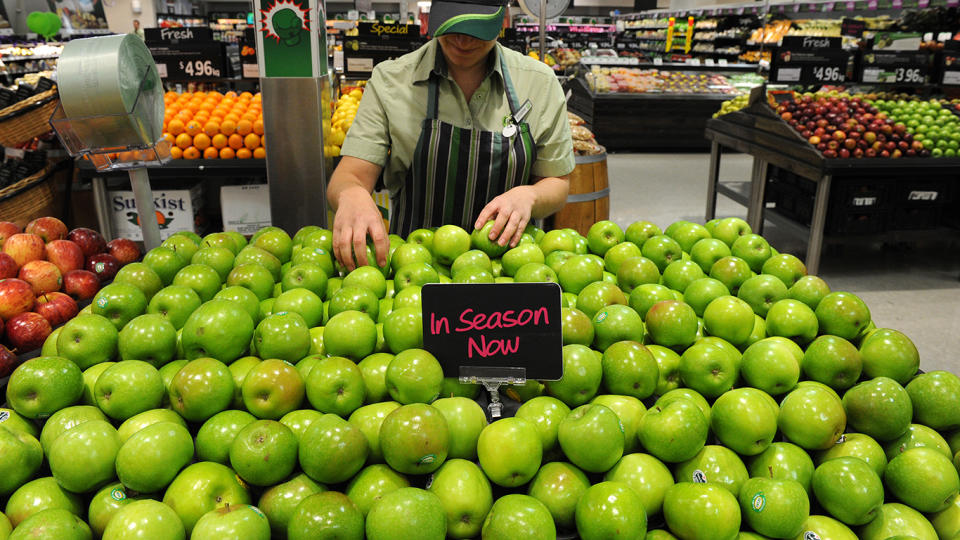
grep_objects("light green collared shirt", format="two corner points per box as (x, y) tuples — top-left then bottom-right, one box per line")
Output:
(340, 39), (575, 195)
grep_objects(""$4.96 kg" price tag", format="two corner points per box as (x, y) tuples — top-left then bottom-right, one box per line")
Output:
(180, 60), (221, 77)
(812, 65), (845, 83)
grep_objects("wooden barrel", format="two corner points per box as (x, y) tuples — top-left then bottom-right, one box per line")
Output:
(549, 153), (610, 236)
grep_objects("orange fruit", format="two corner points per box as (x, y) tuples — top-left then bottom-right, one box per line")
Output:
(220, 147), (236, 159)
(236, 120), (253, 136)
(225, 91), (238, 99)
(241, 114), (258, 125)
(184, 121), (202, 137)
(167, 119), (185, 135)
(162, 133), (175, 144)
(236, 148), (253, 159)
(175, 133), (193, 149)
(253, 147), (266, 159)
(260, 134), (266, 148)
(203, 147), (219, 159)
(211, 134), (228, 149)
(243, 134), (260, 150)
(220, 120), (237, 136)
(224, 113), (241, 124)
(228, 134), (244, 150)
(193, 133), (212, 150)
(170, 146), (183, 159)
(176, 110), (193, 121)
(203, 121), (221, 137)
(183, 146), (201, 160)
(252, 120), (264, 136)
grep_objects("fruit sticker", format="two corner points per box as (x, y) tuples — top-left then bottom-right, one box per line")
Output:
(692, 469), (707, 483)
(751, 492), (766, 512)
(595, 311), (608, 323)
(111, 488), (126, 501)
(96, 296), (108, 308)
(804, 533), (821, 540)
(418, 454), (437, 466)
(0, 411), (8, 423)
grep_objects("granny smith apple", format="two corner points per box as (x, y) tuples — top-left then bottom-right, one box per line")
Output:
(527, 461), (589, 529)
(6, 355), (83, 420)
(9, 508), (92, 540)
(324, 310), (377, 361)
(931, 493), (960, 540)
(287, 492), (363, 540)
(585, 220), (624, 256)
(382, 307), (423, 353)
(116, 407), (187, 443)
(779, 382), (846, 450)
(433, 225), (471, 266)
(194, 409), (256, 464)
(601, 340), (658, 399)
(162, 233), (200, 262)
(662, 260), (706, 293)
(796, 515), (858, 540)
(814, 432), (888, 476)
(858, 503), (937, 540)
(366, 488), (447, 540)
(478, 417), (542, 487)
(859, 328), (919, 384)
(641, 235), (683, 273)
(4, 476), (84, 528)
(702, 295), (755, 347)
(663, 482), (740, 540)
(708, 256), (752, 295)
(38, 405), (106, 455)
(481, 493), (555, 540)
(470, 221), (510, 258)
(147, 284), (202, 330)
(561, 307), (594, 346)
(885, 447), (959, 512)
(678, 340), (738, 399)
(227, 263), (276, 301)
(884, 423), (952, 460)
(656, 388), (712, 424)
(739, 337), (801, 396)
(163, 463), (251, 534)
(299, 413), (368, 483)
(906, 370), (960, 431)
(737, 274), (788, 318)
(738, 477), (809, 538)
(576, 481), (647, 540)
(675, 445), (748, 496)
(180, 299), (255, 363)
(273, 288), (324, 327)
(0, 426), (42, 497)
(616, 256), (660, 293)
(689, 238), (731, 274)
(558, 403), (625, 473)
(259, 475), (326, 537)
(540, 230), (577, 257)
(787, 274), (831, 311)
(347, 401), (400, 463)
(280, 409), (324, 443)
(254, 312), (311, 363)
(814, 290), (871, 340)
(230, 420), (299, 487)
(603, 241), (643, 274)
(558, 254), (603, 295)
(117, 314), (177, 367)
(545, 344), (602, 407)
(648, 345), (682, 395)
(625, 220), (662, 247)
(143, 246), (188, 286)
(92, 282), (148, 329)
(577, 281), (627, 319)
(87, 482), (135, 538)
(385, 348), (443, 404)
(281, 262), (329, 297)
(748, 441), (815, 493)
(645, 300), (697, 349)
(344, 464), (408, 516)
(591, 394), (646, 453)
(0, 408), (38, 438)
(356, 352), (392, 404)
(811, 456), (884, 526)
(802, 335), (862, 392)
(513, 262), (557, 283)
(48, 419), (120, 493)
(305, 356), (364, 416)
(172, 264), (222, 303)
(711, 388), (778, 456)
(94, 360), (164, 421)
(515, 396), (570, 455)
(730, 233), (772, 273)
(432, 397), (487, 460)
(57, 313), (119, 369)
(116, 421), (193, 493)
(427, 459), (492, 539)
(761, 253), (807, 288)
(605, 452), (674, 517)
(638, 397), (708, 463)
(379, 403), (448, 475)
(842, 377), (912, 441)
(168, 357), (235, 422)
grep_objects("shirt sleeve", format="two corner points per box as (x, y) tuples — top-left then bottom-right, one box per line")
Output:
(530, 74), (576, 179)
(340, 68), (391, 167)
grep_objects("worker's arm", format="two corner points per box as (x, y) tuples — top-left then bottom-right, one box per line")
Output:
(474, 175), (570, 248)
(328, 156), (388, 271)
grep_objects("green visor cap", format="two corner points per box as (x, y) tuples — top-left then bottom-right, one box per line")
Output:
(430, 1), (506, 41)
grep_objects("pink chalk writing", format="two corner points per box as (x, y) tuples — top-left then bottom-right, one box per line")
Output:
(429, 307), (550, 358)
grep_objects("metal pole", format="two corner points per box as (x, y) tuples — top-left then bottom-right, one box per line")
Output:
(127, 168), (161, 250)
(539, 0), (546, 63)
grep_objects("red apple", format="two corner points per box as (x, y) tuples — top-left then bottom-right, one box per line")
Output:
(864, 132), (877, 144)
(33, 292), (79, 327)
(823, 149), (838, 158)
(63, 270), (100, 300)
(833, 130), (846, 141)
(809, 136), (821, 145)
(0, 253), (17, 279)
(891, 149), (902, 158)
(881, 150), (891, 158)
(853, 148), (864, 158)
(85, 253), (120, 282)
(906, 149), (917, 157)
(67, 228), (107, 257)
(839, 148), (851, 159)
(0, 344), (16, 378)
(2, 233), (45, 267)
(5, 311), (52, 352)
(107, 238), (141, 265)
(0, 278), (36, 321)
(45, 240), (85, 275)
(827, 140), (840, 150)
(18, 261), (63, 295)
(0, 221), (20, 247)
(24, 217), (68, 243)
(865, 148), (877, 157)
(844, 139), (857, 150)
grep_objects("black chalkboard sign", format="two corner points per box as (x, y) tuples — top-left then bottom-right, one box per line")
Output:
(422, 283), (563, 381)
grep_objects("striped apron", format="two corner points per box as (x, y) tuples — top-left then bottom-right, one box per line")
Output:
(388, 48), (537, 236)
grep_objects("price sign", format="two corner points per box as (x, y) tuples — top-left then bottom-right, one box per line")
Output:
(858, 51), (929, 84)
(771, 37), (849, 85)
(149, 42), (228, 80)
(942, 47), (960, 85)
(422, 283), (563, 380)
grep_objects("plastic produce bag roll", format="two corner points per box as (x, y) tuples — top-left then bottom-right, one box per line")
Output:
(57, 34), (164, 149)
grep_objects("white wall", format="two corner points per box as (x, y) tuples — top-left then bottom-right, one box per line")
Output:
(103, 0), (157, 34)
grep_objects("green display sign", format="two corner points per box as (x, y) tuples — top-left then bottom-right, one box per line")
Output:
(254, 0), (327, 77)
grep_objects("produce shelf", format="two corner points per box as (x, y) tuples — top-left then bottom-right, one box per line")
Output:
(76, 159), (267, 179)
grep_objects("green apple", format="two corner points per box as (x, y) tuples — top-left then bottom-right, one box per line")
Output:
(345, 464), (408, 516)
(740, 337), (801, 395)
(195, 409), (257, 464)
(625, 220), (662, 246)
(48, 419), (120, 493)
(168, 357), (235, 422)
(815, 432), (888, 477)
(172, 264), (222, 303)
(91, 282), (148, 329)
(6, 356), (83, 419)
(513, 262), (557, 283)
(703, 295), (754, 346)
(765, 298), (819, 345)
(600, 340), (658, 399)
(814, 291), (870, 340)
(39, 406), (107, 458)
(163, 462), (251, 534)
(736, 274), (788, 318)
(761, 253), (807, 288)
(708, 256), (752, 295)
(711, 388), (778, 456)
(675, 445), (748, 496)
(710, 217), (751, 246)
(526, 462), (588, 530)
(605, 453), (673, 517)
(426, 459), (492, 539)
(293, 225), (322, 246)
(143, 246), (189, 286)
(858, 503), (937, 540)
(147, 284), (202, 330)
(93, 360), (164, 421)
(907, 371), (960, 431)
(116, 421), (193, 493)
(190, 247), (235, 283)
(57, 313), (119, 369)
(343, 265), (388, 299)
(258, 473), (325, 537)
(748, 441), (815, 493)
(102, 499), (185, 539)
(795, 515), (857, 540)
(357, 353), (393, 404)
(557, 254), (602, 295)
(279, 409), (324, 443)
(329, 286), (380, 320)
(366, 488), (446, 540)
(87, 482), (136, 538)
(802, 335), (861, 392)
(299, 413), (368, 483)
(558, 403), (624, 473)
(639, 397), (708, 463)
(730, 233), (771, 273)
(478, 417), (542, 487)
(40, 326), (61, 357)
(662, 260), (706, 293)
(481, 493), (555, 540)
(385, 348), (443, 404)
(288, 491), (363, 540)
(616, 256), (660, 293)
(656, 388), (711, 424)
(230, 420), (299, 487)
(641, 235), (683, 273)
(383, 307), (423, 353)
(228, 356), (260, 407)
(391, 243), (433, 274)
(281, 262), (328, 297)
(195, 504), (271, 540)
(254, 312), (311, 363)
(591, 394), (646, 454)
(779, 382), (846, 450)
(451, 250), (493, 278)
(9, 508), (92, 540)
(689, 238), (731, 274)
(391, 286), (421, 310)
(575, 481), (647, 540)
(859, 328), (919, 384)
(251, 228), (293, 262)
(545, 344), (602, 407)
(394, 262), (440, 290)
(117, 314), (177, 367)
(932, 493), (960, 540)
(787, 275), (831, 311)
(201, 231), (239, 254)
(227, 263), (276, 301)
(0, 408), (38, 438)
(431, 397), (487, 461)
(663, 482), (740, 540)
(272, 289), (324, 327)
(116, 408), (187, 443)
(593, 304), (644, 352)
(738, 477), (809, 538)
(842, 377), (912, 441)
(585, 220), (624, 256)
(304, 356), (364, 416)
(405, 228), (433, 250)
(378, 403), (447, 475)
(811, 456), (884, 526)
(647, 345), (681, 395)
(539, 229), (576, 257)
(645, 300), (697, 349)
(180, 299), (255, 363)
(432, 225), (471, 266)
(602, 242), (643, 275)
(113, 262), (163, 301)
(514, 396), (570, 455)
(884, 423), (952, 460)
(470, 221), (510, 258)
(324, 310), (377, 361)
(561, 307), (594, 346)
(4, 476), (84, 528)
(678, 340), (738, 399)
(302, 230), (335, 258)
(885, 447), (959, 512)
(0, 426), (42, 497)
(162, 233), (199, 262)
(242, 358), (305, 419)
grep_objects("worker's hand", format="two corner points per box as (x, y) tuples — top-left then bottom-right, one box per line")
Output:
(475, 185), (538, 249)
(332, 186), (389, 272)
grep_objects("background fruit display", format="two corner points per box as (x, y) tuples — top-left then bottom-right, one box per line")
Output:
(325, 86), (365, 158)
(0, 217), (140, 371)
(587, 66), (740, 94)
(1, 215), (957, 540)
(162, 91), (265, 160)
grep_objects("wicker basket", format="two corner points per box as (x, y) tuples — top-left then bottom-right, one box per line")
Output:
(0, 88), (59, 147)
(0, 160), (69, 226)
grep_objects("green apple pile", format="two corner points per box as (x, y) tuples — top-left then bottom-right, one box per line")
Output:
(1, 218), (958, 540)
(871, 98), (960, 158)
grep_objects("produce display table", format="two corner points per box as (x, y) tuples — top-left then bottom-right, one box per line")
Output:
(704, 95), (960, 275)
(76, 159), (267, 241)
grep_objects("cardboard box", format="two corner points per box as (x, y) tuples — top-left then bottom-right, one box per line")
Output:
(221, 184), (272, 235)
(108, 185), (203, 241)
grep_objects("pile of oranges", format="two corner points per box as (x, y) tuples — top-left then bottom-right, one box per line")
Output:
(162, 91), (266, 160)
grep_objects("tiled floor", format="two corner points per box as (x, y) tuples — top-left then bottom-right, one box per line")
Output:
(606, 152), (960, 373)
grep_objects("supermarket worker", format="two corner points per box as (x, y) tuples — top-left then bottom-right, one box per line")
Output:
(327, 0), (576, 270)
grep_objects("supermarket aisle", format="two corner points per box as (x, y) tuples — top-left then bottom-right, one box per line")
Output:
(606, 152), (960, 373)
